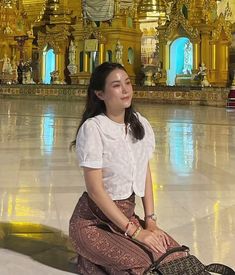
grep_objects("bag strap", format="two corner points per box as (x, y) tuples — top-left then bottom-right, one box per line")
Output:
(150, 245), (190, 269)
(206, 263), (235, 275)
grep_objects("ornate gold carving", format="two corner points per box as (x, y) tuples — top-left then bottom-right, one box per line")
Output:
(37, 25), (70, 54)
(201, 0), (217, 24)
(83, 27), (106, 44)
(212, 14), (232, 42)
(165, 14), (199, 39)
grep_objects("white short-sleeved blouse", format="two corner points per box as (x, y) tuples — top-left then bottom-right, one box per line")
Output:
(76, 113), (155, 200)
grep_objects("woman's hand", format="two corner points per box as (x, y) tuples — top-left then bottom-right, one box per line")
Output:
(135, 221), (170, 253)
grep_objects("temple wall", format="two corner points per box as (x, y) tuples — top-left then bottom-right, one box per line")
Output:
(0, 85), (229, 107)
(1, 1), (233, 88)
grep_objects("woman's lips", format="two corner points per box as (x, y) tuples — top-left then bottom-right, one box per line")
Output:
(121, 96), (130, 100)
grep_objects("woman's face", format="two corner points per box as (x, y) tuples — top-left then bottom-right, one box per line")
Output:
(98, 68), (133, 114)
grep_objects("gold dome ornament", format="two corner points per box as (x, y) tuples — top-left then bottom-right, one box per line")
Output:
(138, 0), (167, 21)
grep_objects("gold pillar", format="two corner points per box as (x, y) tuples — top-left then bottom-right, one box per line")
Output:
(42, 51), (46, 83)
(211, 44), (216, 70)
(216, 41), (229, 85)
(83, 52), (88, 72)
(225, 44), (229, 70)
(193, 42), (200, 71)
(55, 54), (59, 70)
(165, 43), (169, 71)
(99, 43), (104, 64)
(201, 29), (210, 67)
(218, 42), (228, 71)
(57, 52), (64, 80)
(158, 40), (167, 84)
(210, 42), (217, 83)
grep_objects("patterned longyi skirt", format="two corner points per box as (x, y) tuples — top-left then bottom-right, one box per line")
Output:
(69, 192), (184, 275)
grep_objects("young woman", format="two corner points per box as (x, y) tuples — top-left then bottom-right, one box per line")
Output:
(69, 62), (183, 274)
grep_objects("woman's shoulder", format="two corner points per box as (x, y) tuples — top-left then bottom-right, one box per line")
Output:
(77, 115), (104, 141)
(79, 114), (110, 136)
(81, 114), (105, 128)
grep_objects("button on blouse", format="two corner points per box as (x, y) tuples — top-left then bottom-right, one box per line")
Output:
(76, 113), (155, 200)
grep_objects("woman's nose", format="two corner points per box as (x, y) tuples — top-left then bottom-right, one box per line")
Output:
(122, 84), (128, 94)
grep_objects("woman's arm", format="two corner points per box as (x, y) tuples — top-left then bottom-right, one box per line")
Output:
(84, 166), (169, 253)
(141, 162), (155, 227)
(83, 167), (136, 235)
(139, 162), (170, 251)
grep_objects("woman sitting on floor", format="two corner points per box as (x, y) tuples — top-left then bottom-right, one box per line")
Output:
(69, 62), (184, 274)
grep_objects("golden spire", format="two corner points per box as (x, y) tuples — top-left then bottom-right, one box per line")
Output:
(35, 0), (71, 26)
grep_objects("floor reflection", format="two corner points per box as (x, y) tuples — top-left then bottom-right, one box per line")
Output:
(0, 222), (76, 274)
(0, 98), (235, 273)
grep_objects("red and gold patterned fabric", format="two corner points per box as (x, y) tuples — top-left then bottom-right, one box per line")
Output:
(69, 192), (184, 275)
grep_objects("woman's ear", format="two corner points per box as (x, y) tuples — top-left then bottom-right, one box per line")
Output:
(95, 90), (104, 100)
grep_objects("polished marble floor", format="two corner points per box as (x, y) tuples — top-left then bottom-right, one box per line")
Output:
(0, 98), (235, 274)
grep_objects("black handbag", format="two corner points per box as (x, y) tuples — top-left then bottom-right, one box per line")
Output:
(144, 245), (235, 275)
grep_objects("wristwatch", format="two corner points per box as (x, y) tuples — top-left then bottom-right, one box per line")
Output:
(145, 213), (157, 221)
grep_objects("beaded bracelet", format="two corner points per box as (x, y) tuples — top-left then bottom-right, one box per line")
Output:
(124, 221), (134, 237)
(132, 226), (142, 240)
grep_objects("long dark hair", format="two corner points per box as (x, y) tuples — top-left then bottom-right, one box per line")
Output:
(70, 62), (144, 148)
